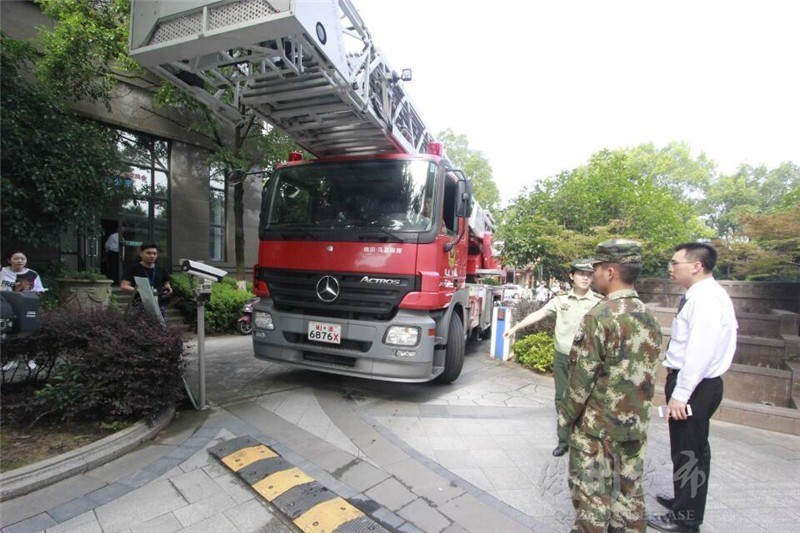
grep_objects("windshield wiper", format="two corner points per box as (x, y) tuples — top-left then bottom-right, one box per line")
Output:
(268, 224), (319, 240)
(348, 222), (404, 243)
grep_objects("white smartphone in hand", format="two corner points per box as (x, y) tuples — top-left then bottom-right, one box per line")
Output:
(658, 404), (693, 418)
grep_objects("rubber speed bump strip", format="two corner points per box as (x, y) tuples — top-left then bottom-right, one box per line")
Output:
(209, 436), (388, 533)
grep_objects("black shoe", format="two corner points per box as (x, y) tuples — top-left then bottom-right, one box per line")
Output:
(647, 514), (699, 533)
(656, 495), (675, 509)
(552, 444), (569, 457)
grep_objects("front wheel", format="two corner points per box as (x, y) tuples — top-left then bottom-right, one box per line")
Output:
(235, 319), (253, 335)
(434, 313), (465, 384)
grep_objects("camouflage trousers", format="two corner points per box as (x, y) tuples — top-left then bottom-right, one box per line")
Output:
(568, 431), (646, 532)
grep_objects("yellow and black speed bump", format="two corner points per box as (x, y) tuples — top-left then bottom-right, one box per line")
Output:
(209, 436), (389, 533)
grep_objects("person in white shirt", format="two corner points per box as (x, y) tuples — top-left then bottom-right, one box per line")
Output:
(535, 283), (551, 305)
(105, 231), (120, 284)
(648, 242), (737, 533)
(1, 251), (45, 372)
(1, 251), (46, 293)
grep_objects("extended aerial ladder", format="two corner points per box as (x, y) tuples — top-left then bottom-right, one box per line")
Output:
(130, 0), (500, 243)
(129, 0), (435, 157)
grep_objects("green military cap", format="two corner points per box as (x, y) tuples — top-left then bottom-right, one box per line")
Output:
(590, 239), (642, 264)
(569, 258), (594, 272)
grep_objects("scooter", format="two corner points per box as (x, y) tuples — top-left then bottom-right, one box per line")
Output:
(235, 296), (260, 335)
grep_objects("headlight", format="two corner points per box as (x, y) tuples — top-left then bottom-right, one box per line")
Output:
(384, 326), (420, 346)
(253, 311), (274, 330)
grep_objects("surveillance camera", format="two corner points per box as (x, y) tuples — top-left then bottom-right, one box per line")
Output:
(181, 260), (228, 282)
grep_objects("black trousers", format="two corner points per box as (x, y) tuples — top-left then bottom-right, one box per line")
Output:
(107, 251), (120, 284)
(665, 370), (723, 526)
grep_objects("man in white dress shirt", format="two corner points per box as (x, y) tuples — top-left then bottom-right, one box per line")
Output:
(105, 231), (120, 284)
(648, 242), (737, 533)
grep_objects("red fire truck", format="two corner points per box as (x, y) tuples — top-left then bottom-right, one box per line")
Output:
(130, 0), (503, 382)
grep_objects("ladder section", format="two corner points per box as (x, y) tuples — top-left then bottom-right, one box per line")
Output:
(130, 0), (435, 157)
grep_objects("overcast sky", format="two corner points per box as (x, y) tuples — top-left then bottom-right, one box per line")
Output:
(354, 0), (799, 204)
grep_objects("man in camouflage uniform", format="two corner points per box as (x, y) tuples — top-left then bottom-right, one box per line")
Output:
(558, 239), (663, 532)
(505, 259), (603, 456)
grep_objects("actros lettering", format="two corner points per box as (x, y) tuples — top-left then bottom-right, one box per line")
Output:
(360, 276), (400, 285)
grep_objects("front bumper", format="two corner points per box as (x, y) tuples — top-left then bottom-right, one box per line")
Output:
(251, 300), (440, 382)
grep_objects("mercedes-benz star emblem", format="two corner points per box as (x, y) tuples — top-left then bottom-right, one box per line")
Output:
(315, 275), (340, 303)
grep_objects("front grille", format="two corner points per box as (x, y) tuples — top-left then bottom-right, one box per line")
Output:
(262, 270), (419, 321)
(303, 352), (356, 367)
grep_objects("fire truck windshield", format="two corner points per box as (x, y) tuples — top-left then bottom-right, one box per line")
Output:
(261, 159), (438, 238)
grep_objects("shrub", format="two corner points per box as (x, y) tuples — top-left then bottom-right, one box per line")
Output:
(508, 299), (555, 336)
(2, 308), (187, 424)
(170, 273), (254, 333)
(513, 332), (555, 374)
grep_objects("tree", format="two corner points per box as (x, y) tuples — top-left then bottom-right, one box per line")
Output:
(437, 129), (501, 212)
(714, 206), (800, 281)
(627, 142), (714, 206)
(36, 0), (135, 107)
(0, 36), (126, 247)
(702, 162), (800, 238)
(499, 145), (713, 276)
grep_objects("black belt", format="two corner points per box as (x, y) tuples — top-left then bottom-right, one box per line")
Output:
(666, 367), (680, 375)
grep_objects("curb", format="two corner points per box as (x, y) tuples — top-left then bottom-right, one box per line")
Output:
(0, 406), (175, 502)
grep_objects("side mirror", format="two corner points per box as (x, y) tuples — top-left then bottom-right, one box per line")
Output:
(455, 179), (473, 218)
(445, 177), (472, 252)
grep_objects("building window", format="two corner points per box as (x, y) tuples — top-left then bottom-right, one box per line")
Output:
(209, 166), (226, 261)
(115, 129), (171, 266)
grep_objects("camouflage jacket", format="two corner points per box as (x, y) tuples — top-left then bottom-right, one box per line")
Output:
(558, 289), (662, 442)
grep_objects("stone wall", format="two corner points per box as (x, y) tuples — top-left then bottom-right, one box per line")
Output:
(638, 278), (800, 314)
(654, 363), (793, 409)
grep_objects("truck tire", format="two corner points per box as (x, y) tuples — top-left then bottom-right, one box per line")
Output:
(434, 313), (465, 384)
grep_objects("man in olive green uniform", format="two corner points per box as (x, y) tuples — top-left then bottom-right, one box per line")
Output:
(558, 240), (663, 532)
(505, 259), (602, 456)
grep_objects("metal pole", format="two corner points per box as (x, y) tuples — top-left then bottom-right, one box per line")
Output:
(197, 300), (207, 409)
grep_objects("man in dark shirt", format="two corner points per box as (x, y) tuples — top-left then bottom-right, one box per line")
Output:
(120, 243), (172, 317)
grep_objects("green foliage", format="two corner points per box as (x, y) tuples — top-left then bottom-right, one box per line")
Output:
(35, 0), (136, 106)
(170, 273), (254, 333)
(513, 332), (555, 374)
(0, 35), (127, 247)
(3, 309), (187, 424)
(499, 144), (714, 277)
(34, 363), (85, 414)
(722, 206), (800, 281)
(700, 163), (800, 280)
(259, 127), (308, 175)
(499, 139), (797, 281)
(99, 420), (131, 432)
(702, 162), (800, 237)
(204, 278), (256, 332)
(437, 129), (501, 212)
